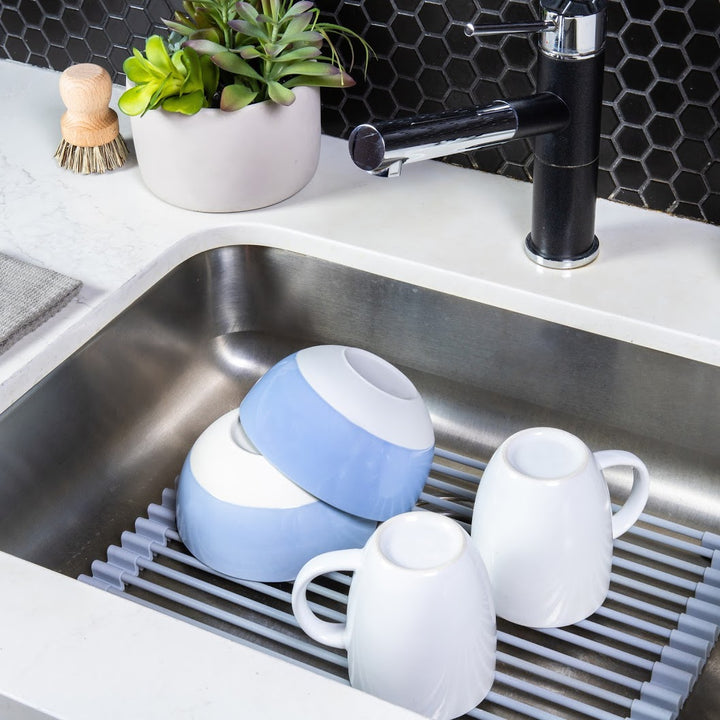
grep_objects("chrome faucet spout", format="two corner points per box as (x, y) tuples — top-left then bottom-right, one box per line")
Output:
(348, 94), (568, 178)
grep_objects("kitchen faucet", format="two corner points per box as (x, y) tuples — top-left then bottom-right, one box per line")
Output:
(348, 0), (607, 269)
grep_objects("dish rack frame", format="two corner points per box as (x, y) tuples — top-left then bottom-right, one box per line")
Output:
(80, 448), (720, 720)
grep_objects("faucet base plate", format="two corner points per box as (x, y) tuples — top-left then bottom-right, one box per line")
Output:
(524, 234), (599, 269)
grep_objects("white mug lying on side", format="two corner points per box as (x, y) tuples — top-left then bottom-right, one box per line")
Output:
(292, 511), (497, 720)
(471, 427), (650, 628)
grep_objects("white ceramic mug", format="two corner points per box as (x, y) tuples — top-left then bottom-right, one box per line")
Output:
(471, 427), (650, 628)
(292, 512), (496, 720)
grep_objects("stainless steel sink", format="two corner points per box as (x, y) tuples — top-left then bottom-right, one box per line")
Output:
(1, 244), (718, 719)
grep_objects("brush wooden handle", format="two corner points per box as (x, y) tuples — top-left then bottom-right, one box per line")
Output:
(59, 63), (119, 148)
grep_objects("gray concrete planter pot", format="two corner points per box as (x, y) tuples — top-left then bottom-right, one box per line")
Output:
(129, 86), (321, 213)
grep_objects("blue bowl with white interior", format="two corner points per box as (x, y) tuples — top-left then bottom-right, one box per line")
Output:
(239, 345), (436, 521)
(176, 409), (377, 582)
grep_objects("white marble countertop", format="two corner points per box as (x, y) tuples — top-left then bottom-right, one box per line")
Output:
(0, 58), (719, 719)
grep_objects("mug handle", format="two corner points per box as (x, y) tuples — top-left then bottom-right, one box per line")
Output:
(594, 450), (650, 539)
(291, 548), (363, 649)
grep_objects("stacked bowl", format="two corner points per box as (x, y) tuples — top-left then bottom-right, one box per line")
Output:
(176, 345), (435, 581)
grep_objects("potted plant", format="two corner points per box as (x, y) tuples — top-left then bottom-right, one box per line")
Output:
(119, 0), (370, 212)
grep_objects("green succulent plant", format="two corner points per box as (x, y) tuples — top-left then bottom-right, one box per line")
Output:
(119, 0), (371, 115)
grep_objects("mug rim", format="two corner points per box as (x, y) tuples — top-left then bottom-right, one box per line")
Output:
(376, 512), (467, 572)
(502, 427), (591, 481)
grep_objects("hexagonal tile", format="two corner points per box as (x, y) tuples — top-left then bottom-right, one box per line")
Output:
(389, 13), (423, 46)
(99, 0), (128, 18)
(23, 27), (48, 55)
(618, 57), (655, 92)
(4, 35), (29, 62)
(418, 35), (448, 68)
(80, 2), (107, 27)
(498, 68), (534, 97)
(41, 0), (63, 18)
(643, 180), (676, 212)
(474, 46), (506, 81)
(125, 8), (153, 37)
(685, 33), (720, 70)
(390, 45), (422, 79)
(418, 2), (450, 34)
(650, 80), (684, 114)
(366, 57), (395, 88)
(60, 7), (87, 37)
(651, 46), (686, 81)
(676, 138), (711, 171)
(337, 3), (370, 34)
(622, 0), (660, 23)
(499, 36), (533, 71)
(445, 57), (475, 88)
(654, 8), (692, 45)
(445, 0), (476, 23)
(391, 76), (424, 112)
(614, 125), (649, 159)
(362, 0), (394, 26)
(643, 148), (679, 181)
(18, 0), (43, 26)
(688, 0), (720, 33)
(682, 69), (720, 104)
(617, 21), (657, 57)
(42, 17), (67, 47)
(617, 90), (652, 124)
(419, 67), (449, 100)
(647, 115), (682, 148)
(680, 105), (715, 138)
(672, 170), (708, 204)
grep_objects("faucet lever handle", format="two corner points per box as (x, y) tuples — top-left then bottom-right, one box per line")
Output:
(464, 20), (555, 37)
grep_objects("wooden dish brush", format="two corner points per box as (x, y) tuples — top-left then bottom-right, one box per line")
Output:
(54, 63), (129, 174)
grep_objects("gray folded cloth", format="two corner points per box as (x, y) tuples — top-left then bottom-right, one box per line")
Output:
(0, 253), (82, 353)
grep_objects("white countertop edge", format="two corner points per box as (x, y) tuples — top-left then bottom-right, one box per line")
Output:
(0, 551), (424, 720)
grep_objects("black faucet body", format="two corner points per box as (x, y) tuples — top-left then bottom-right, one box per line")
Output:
(348, 0), (608, 269)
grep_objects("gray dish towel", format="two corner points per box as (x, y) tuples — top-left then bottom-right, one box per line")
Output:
(0, 253), (82, 353)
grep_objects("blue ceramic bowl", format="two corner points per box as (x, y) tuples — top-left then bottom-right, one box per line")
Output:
(176, 410), (377, 582)
(239, 345), (435, 521)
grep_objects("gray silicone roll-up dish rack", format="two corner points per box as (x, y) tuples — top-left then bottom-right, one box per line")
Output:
(80, 447), (720, 720)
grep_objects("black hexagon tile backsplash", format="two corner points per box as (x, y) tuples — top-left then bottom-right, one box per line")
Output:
(1, 0), (717, 224)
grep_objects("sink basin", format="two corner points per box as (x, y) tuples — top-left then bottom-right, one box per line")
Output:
(1, 244), (718, 719)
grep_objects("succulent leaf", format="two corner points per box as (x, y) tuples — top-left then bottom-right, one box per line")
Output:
(238, 46), (263, 59)
(161, 90), (207, 114)
(211, 51), (264, 80)
(123, 53), (163, 83)
(145, 35), (174, 74)
(220, 82), (259, 110)
(280, 1), (315, 21)
(285, 71), (355, 88)
(234, 1), (259, 22)
(117, 82), (159, 116)
(267, 80), (296, 105)
(275, 30), (323, 45)
(271, 46), (321, 62)
(184, 38), (228, 55)
(162, 20), (196, 37)
(282, 12), (314, 37)
(228, 19), (270, 41)
(276, 60), (337, 78)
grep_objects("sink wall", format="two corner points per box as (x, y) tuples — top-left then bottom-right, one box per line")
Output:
(0, 245), (717, 580)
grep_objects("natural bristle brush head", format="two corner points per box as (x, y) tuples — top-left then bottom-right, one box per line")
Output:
(54, 63), (129, 174)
